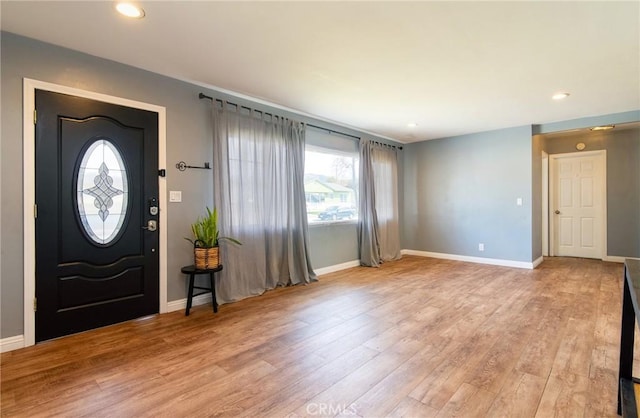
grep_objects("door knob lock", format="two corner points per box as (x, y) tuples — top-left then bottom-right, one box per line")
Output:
(142, 220), (157, 231)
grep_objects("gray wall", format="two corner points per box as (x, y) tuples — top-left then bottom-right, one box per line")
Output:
(0, 32), (398, 338)
(542, 126), (640, 257)
(402, 126), (534, 262)
(308, 224), (359, 268)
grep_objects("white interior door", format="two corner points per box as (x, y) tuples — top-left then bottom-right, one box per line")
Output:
(550, 151), (605, 259)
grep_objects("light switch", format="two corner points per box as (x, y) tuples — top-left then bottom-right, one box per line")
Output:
(516, 197), (523, 206)
(169, 191), (182, 202)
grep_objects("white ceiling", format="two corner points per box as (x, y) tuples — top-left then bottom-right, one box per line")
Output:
(2, 1), (639, 143)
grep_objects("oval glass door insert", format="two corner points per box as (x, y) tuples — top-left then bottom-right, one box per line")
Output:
(76, 139), (129, 244)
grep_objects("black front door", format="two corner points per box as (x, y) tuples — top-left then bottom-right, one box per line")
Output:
(35, 90), (159, 342)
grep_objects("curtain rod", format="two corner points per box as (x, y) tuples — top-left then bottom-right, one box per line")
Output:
(371, 140), (403, 151)
(199, 92), (402, 150)
(306, 123), (360, 141)
(199, 92), (262, 115)
(307, 125), (402, 150)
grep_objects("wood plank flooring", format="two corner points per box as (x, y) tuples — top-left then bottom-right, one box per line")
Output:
(0, 256), (630, 417)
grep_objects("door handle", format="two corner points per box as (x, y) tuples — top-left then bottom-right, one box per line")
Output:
(142, 220), (157, 231)
(554, 210), (561, 215)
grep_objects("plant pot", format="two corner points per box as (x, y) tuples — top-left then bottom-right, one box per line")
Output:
(194, 246), (219, 269)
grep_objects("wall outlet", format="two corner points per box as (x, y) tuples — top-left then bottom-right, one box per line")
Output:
(478, 243), (485, 251)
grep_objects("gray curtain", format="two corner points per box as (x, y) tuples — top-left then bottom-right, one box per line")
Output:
(372, 146), (401, 261)
(358, 139), (402, 267)
(212, 103), (317, 303)
(358, 139), (381, 266)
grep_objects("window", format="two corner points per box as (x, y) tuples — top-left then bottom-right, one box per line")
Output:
(304, 145), (358, 224)
(76, 139), (129, 244)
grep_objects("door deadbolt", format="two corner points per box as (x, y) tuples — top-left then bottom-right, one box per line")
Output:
(143, 220), (157, 231)
(554, 210), (561, 214)
(149, 198), (158, 216)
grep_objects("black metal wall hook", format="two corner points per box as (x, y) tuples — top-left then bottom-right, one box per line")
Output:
(176, 161), (211, 171)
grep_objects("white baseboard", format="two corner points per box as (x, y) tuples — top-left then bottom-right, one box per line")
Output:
(604, 255), (640, 263)
(314, 260), (361, 276)
(167, 293), (213, 313)
(532, 256), (544, 268)
(1, 335), (25, 353)
(401, 249), (538, 270)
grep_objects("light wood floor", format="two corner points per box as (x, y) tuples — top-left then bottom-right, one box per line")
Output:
(0, 256), (631, 417)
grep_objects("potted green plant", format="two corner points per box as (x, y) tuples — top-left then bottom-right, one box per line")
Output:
(185, 207), (241, 269)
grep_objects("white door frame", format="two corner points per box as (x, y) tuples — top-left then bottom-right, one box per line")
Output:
(23, 78), (168, 347)
(541, 151), (549, 256)
(548, 150), (606, 259)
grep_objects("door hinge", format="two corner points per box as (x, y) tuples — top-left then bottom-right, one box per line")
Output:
(33, 297), (37, 312)
(34, 204), (38, 219)
(34, 109), (37, 125)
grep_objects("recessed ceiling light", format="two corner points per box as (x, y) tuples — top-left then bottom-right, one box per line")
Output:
(116, 2), (145, 18)
(407, 122), (418, 128)
(552, 92), (570, 100)
(590, 125), (615, 131)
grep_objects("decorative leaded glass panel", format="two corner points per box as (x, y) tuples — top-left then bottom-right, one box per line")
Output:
(76, 139), (128, 244)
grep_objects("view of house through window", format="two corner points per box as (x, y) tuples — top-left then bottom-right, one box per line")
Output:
(304, 146), (358, 224)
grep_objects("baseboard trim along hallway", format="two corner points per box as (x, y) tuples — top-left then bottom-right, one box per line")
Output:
(401, 249), (542, 269)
